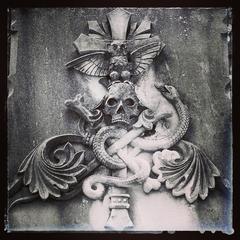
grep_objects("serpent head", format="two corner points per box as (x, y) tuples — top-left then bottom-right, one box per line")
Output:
(157, 85), (179, 101)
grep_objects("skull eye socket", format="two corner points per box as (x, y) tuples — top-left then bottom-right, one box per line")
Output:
(107, 98), (118, 106)
(112, 44), (118, 50)
(125, 98), (135, 107)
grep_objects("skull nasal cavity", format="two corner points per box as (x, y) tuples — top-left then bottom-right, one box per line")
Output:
(117, 105), (125, 114)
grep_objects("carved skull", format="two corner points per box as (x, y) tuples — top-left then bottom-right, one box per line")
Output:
(108, 40), (127, 56)
(104, 82), (140, 125)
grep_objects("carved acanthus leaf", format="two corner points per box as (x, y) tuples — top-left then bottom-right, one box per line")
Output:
(17, 134), (98, 200)
(152, 140), (220, 203)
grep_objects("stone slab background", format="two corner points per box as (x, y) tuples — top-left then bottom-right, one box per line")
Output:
(7, 8), (232, 232)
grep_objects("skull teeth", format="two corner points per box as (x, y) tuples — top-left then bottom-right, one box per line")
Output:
(112, 120), (130, 125)
(112, 115), (130, 125)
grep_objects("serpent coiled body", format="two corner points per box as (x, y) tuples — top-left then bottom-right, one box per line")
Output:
(83, 86), (190, 199)
(82, 159), (150, 199)
(131, 98), (189, 151)
(92, 126), (127, 170)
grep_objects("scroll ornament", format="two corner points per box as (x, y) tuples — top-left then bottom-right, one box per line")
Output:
(8, 8), (220, 230)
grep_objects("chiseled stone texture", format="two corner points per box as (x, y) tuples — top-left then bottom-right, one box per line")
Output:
(7, 8), (232, 232)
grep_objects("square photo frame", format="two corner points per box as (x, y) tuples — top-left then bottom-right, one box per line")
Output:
(3, 1), (237, 238)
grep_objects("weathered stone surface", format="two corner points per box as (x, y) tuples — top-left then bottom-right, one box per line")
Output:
(7, 8), (232, 232)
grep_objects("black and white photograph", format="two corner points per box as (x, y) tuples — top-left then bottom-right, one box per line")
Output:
(6, 7), (233, 233)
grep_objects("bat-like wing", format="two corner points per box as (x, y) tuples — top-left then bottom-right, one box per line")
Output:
(129, 36), (165, 75)
(65, 50), (110, 77)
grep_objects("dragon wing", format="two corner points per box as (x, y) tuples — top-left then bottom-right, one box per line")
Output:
(129, 36), (165, 76)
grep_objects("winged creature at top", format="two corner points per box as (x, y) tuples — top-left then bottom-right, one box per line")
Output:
(8, 9), (221, 230)
(65, 8), (165, 83)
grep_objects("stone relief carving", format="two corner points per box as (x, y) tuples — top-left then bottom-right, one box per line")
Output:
(8, 8), (221, 231)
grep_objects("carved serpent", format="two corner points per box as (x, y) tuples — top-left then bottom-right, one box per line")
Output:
(83, 126), (151, 199)
(82, 158), (150, 199)
(82, 85), (190, 199)
(106, 85), (190, 154)
(92, 126), (127, 170)
(131, 85), (190, 151)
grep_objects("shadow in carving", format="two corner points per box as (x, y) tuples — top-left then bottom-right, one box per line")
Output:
(8, 8), (221, 231)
